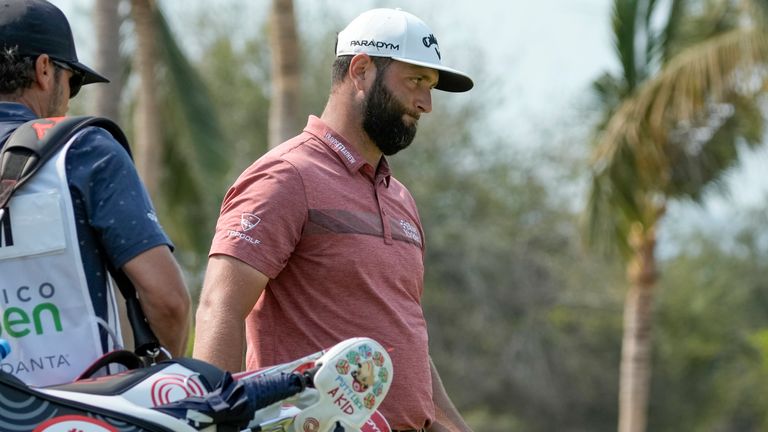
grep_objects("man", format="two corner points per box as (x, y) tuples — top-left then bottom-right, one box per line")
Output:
(194, 8), (473, 431)
(0, 0), (190, 387)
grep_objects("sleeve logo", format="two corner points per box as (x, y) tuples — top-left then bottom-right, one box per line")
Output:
(241, 213), (261, 232)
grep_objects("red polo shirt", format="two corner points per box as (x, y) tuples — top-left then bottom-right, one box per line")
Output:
(209, 116), (433, 429)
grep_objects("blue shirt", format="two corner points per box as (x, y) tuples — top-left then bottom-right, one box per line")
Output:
(0, 102), (173, 348)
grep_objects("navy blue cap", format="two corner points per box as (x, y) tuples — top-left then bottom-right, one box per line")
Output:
(0, 0), (108, 85)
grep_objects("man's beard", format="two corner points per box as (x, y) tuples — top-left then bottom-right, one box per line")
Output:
(362, 73), (418, 156)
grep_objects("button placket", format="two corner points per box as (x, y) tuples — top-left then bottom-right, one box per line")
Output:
(375, 180), (393, 245)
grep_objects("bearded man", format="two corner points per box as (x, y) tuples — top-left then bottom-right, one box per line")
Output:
(194, 8), (473, 432)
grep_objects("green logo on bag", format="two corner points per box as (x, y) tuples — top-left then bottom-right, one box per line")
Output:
(0, 283), (63, 338)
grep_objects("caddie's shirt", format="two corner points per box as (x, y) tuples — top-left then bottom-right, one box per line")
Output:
(210, 115), (433, 429)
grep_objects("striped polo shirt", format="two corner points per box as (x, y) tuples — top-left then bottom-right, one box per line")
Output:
(210, 115), (433, 429)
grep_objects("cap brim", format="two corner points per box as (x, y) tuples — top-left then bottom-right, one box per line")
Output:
(71, 61), (109, 85)
(392, 57), (473, 93)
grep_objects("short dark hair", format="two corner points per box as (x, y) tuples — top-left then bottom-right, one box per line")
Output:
(0, 46), (36, 96)
(331, 55), (393, 86)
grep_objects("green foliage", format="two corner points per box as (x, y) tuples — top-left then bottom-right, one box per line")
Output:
(102, 3), (768, 431)
(197, 33), (271, 179)
(191, 7), (340, 179)
(391, 96), (626, 430)
(587, 0), (767, 257)
(666, 93), (765, 200)
(611, 0), (640, 89)
(132, 5), (231, 278)
(650, 216), (768, 431)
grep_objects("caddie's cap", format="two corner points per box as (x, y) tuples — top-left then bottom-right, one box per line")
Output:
(0, 0), (109, 85)
(336, 8), (473, 93)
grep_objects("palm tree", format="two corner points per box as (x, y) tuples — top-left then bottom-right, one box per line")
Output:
(268, 0), (301, 149)
(92, 0), (130, 349)
(149, 4), (229, 263)
(91, 0), (228, 274)
(585, 1), (768, 431)
(92, 0), (124, 121)
(130, 0), (163, 198)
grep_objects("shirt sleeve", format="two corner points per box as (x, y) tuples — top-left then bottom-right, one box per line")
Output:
(67, 127), (173, 268)
(209, 157), (308, 279)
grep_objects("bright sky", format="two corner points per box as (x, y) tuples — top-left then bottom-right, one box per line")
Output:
(53, 0), (768, 244)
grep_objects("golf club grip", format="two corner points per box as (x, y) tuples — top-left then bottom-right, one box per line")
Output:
(126, 296), (160, 356)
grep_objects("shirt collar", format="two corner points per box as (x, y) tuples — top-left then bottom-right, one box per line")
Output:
(0, 102), (37, 122)
(0, 103), (38, 144)
(375, 156), (392, 187)
(304, 115), (392, 186)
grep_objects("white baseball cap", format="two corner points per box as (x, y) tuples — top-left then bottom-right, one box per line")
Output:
(336, 8), (474, 93)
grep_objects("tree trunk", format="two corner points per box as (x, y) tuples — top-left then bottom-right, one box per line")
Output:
(130, 0), (162, 198)
(268, 0), (301, 149)
(91, 0), (123, 121)
(618, 223), (658, 432)
(93, 0), (133, 351)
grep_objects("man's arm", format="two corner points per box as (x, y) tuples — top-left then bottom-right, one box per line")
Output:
(428, 357), (474, 432)
(193, 254), (269, 372)
(122, 245), (191, 357)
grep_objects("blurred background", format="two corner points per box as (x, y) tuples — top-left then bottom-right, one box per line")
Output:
(52, 0), (768, 430)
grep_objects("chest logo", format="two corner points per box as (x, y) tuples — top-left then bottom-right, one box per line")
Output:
(399, 220), (421, 243)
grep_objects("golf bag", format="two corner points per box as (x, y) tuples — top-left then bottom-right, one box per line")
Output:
(0, 337), (393, 432)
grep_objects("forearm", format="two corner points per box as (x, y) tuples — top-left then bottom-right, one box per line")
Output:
(428, 357), (473, 432)
(193, 301), (246, 372)
(192, 255), (268, 372)
(141, 295), (190, 357)
(123, 246), (191, 357)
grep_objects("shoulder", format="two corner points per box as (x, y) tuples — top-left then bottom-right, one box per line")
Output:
(271, 132), (335, 168)
(239, 134), (328, 181)
(69, 126), (130, 157)
(65, 126), (135, 177)
(64, 126), (146, 204)
(388, 176), (416, 199)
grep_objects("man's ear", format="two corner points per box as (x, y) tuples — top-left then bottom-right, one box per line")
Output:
(349, 54), (375, 91)
(33, 54), (56, 92)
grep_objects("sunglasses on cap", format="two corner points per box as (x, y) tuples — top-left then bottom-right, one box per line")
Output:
(51, 60), (84, 99)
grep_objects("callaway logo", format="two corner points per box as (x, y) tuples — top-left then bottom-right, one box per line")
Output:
(422, 33), (441, 60)
(241, 213), (261, 231)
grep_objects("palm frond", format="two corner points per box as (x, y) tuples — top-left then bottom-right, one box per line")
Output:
(659, 0), (684, 63)
(668, 91), (765, 200)
(586, 22), (768, 255)
(153, 5), (230, 256)
(595, 27), (767, 166)
(613, 0), (641, 90)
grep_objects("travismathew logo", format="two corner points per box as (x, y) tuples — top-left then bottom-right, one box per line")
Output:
(422, 34), (441, 60)
(325, 132), (356, 164)
(350, 39), (399, 51)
